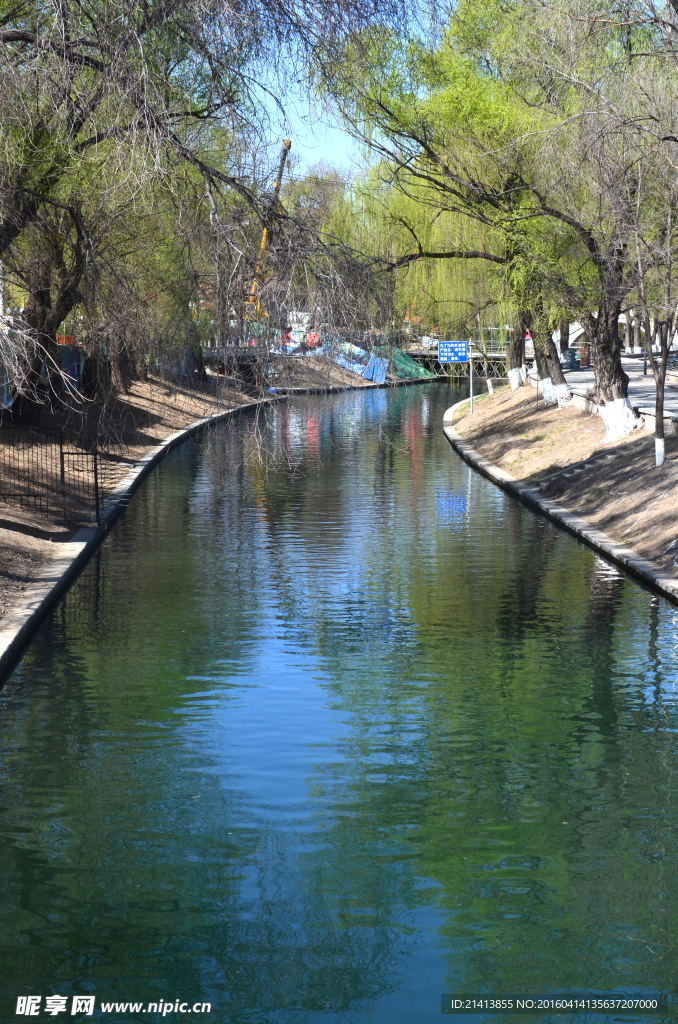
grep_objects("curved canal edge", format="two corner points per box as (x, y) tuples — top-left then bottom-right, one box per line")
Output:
(0, 397), (275, 682)
(443, 400), (678, 607)
(266, 374), (446, 396)
(0, 377), (442, 683)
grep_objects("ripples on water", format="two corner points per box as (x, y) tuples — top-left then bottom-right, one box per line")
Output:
(1, 383), (678, 1022)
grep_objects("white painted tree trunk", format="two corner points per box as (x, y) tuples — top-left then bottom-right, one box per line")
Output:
(656, 437), (665, 467)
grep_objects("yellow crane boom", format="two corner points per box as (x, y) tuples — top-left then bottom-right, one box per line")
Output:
(244, 139), (291, 322)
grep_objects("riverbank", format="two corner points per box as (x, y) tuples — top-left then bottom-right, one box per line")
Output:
(267, 354), (442, 393)
(6, 379), (675, 1015)
(0, 387), (274, 678)
(0, 377), (255, 625)
(0, 362), (434, 680)
(447, 385), (678, 595)
(268, 354), (381, 390)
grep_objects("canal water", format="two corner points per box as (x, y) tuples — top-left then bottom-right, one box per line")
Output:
(1, 382), (678, 1022)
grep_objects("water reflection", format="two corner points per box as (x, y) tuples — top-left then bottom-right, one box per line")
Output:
(1, 384), (678, 1021)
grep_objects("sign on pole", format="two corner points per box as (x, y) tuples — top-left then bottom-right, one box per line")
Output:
(438, 341), (468, 363)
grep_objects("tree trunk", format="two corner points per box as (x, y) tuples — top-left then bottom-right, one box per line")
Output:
(656, 370), (665, 439)
(624, 313), (632, 352)
(109, 338), (129, 393)
(545, 336), (567, 385)
(83, 352), (110, 399)
(533, 331), (566, 384)
(193, 344), (206, 381)
(533, 336), (548, 378)
(559, 319), (570, 353)
(587, 308), (629, 401)
(133, 349), (148, 380)
(508, 323), (524, 369)
(17, 263), (54, 420)
(645, 317), (670, 467)
(508, 311), (529, 369)
(16, 239), (86, 413)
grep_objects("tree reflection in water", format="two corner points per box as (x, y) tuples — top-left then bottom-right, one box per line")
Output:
(1, 383), (678, 1021)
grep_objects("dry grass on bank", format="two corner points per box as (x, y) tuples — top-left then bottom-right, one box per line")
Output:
(57, 374), (251, 453)
(0, 376), (257, 621)
(0, 504), (72, 621)
(454, 386), (678, 575)
(452, 386), (615, 476)
(269, 354), (377, 389)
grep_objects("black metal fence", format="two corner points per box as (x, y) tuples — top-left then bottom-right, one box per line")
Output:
(0, 426), (101, 524)
(443, 355), (508, 380)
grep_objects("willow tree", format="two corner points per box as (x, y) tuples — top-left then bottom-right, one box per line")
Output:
(326, 169), (507, 341)
(316, 2), (669, 400)
(501, 0), (678, 459)
(0, 0), (407, 409)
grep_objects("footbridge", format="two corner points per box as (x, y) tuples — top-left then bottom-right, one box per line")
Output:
(405, 346), (509, 380)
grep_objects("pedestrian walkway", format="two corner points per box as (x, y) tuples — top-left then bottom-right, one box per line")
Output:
(563, 355), (678, 421)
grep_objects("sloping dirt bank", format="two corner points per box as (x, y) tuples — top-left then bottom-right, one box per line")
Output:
(452, 386), (678, 577)
(268, 354), (377, 389)
(0, 356), (415, 627)
(0, 377), (253, 621)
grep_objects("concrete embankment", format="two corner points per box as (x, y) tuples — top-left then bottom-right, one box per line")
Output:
(444, 390), (678, 605)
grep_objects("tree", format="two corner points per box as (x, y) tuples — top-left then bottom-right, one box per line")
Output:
(505, 0), (678, 458)
(317, 3), (659, 400)
(0, 0), (406, 406)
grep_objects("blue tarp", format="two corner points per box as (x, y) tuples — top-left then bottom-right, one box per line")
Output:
(374, 359), (389, 384)
(57, 345), (85, 393)
(333, 351), (367, 376)
(338, 341), (370, 366)
(363, 356), (389, 384)
(0, 365), (12, 408)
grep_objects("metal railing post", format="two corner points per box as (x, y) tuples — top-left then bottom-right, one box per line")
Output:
(93, 450), (100, 524)
(59, 429), (66, 520)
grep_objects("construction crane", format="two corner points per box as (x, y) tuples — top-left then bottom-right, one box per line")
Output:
(244, 139), (291, 325)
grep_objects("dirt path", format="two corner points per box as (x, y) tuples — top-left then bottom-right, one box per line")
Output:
(452, 386), (678, 577)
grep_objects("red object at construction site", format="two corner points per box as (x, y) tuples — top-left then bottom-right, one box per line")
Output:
(307, 332), (319, 348)
(56, 334), (75, 345)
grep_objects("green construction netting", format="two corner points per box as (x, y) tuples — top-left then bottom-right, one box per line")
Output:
(381, 348), (437, 380)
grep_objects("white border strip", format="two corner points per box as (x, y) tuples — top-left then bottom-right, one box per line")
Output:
(0, 399), (266, 681)
(443, 399), (678, 605)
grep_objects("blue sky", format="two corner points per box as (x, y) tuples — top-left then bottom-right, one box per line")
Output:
(264, 87), (365, 178)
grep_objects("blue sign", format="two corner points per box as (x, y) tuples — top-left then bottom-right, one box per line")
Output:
(438, 341), (468, 363)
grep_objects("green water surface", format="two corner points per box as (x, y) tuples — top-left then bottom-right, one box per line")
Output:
(1, 383), (677, 1022)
